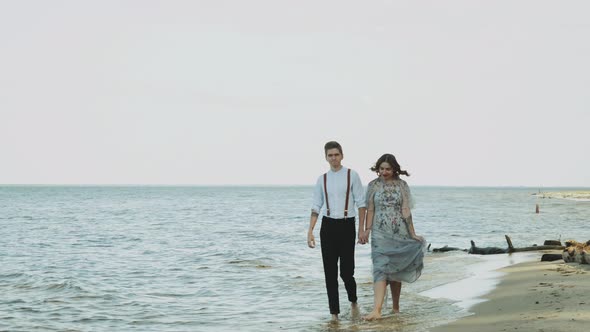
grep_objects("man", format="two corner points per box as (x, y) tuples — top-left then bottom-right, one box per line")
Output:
(307, 141), (367, 321)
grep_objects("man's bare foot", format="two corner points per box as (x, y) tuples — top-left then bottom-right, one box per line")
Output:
(392, 308), (400, 314)
(351, 302), (360, 319)
(362, 310), (382, 321)
(330, 314), (338, 321)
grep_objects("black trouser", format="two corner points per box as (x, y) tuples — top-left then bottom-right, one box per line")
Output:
(320, 216), (357, 314)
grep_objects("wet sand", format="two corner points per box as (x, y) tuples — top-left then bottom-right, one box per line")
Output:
(431, 254), (590, 332)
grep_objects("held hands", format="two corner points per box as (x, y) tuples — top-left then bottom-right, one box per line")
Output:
(307, 232), (316, 248)
(358, 229), (370, 245)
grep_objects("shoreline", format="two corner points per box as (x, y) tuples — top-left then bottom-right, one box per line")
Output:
(430, 252), (590, 332)
(420, 251), (542, 310)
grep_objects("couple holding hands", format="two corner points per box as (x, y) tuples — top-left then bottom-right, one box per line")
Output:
(307, 141), (426, 321)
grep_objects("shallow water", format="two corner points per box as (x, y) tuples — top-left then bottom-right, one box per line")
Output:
(1, 186), (589, 331)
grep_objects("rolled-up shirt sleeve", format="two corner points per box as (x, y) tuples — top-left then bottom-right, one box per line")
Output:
(311, 176), (324, 214)
(352, 171), (366, 209)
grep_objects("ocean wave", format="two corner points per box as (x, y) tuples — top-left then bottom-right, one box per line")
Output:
(4, 274), (88, 296)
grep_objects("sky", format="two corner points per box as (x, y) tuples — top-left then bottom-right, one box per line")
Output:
(1, 0), (589, 187)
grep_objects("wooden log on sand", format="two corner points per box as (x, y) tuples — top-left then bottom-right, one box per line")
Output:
(431, 245), (467, 253)
(469, 240), (507, 254)
(466, 235), (564, 255)
(432, 236), (590, 264)
(541, 254), (563, 262)
(562, 240), (590, 264)
(504, 235), (564, 253)
(431, 235), (570, 256)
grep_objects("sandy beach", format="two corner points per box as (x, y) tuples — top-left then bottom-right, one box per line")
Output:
(431, 252), (590, 332)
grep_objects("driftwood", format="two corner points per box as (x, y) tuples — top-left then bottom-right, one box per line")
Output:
(541, 254), (563, 262)
(431, 245), (467, 253)
(469, 240), (507, 254)
(504, 235), (564, 253)
(431, 235), (565, 255)
(562, 240), (590, 264)
(431, 236), (590, 265)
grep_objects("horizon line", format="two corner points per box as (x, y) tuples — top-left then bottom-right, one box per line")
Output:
(2, 184), (590, 189)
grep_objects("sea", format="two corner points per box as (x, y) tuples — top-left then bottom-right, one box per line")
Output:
(1, 185), (589, 332)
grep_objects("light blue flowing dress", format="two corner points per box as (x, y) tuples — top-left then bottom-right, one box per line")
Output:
(367, 178), (426, 283)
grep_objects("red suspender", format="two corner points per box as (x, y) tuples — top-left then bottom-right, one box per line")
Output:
(324, 169), (352, 218)
(323, 173), (330, 216)
(344, 169), (351, 218)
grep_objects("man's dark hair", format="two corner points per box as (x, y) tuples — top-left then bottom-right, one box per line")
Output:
(324, 141), (343, 156)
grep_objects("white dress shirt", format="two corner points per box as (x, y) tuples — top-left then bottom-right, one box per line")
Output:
(311, 167), (366, 218)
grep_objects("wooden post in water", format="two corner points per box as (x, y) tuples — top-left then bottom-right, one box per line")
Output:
(535, 203), (540, 214)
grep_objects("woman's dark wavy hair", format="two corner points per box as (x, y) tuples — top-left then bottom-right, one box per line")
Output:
(370, 154), (410, 177)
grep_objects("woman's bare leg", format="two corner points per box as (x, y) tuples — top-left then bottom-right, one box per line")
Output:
(390, 281), (402, 313)
(362, 280), (387, 320)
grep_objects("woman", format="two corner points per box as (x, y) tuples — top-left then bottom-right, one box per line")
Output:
(362, 154), (426, 320)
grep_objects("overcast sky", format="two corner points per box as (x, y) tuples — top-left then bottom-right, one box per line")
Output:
(1, 1), (589, 186)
